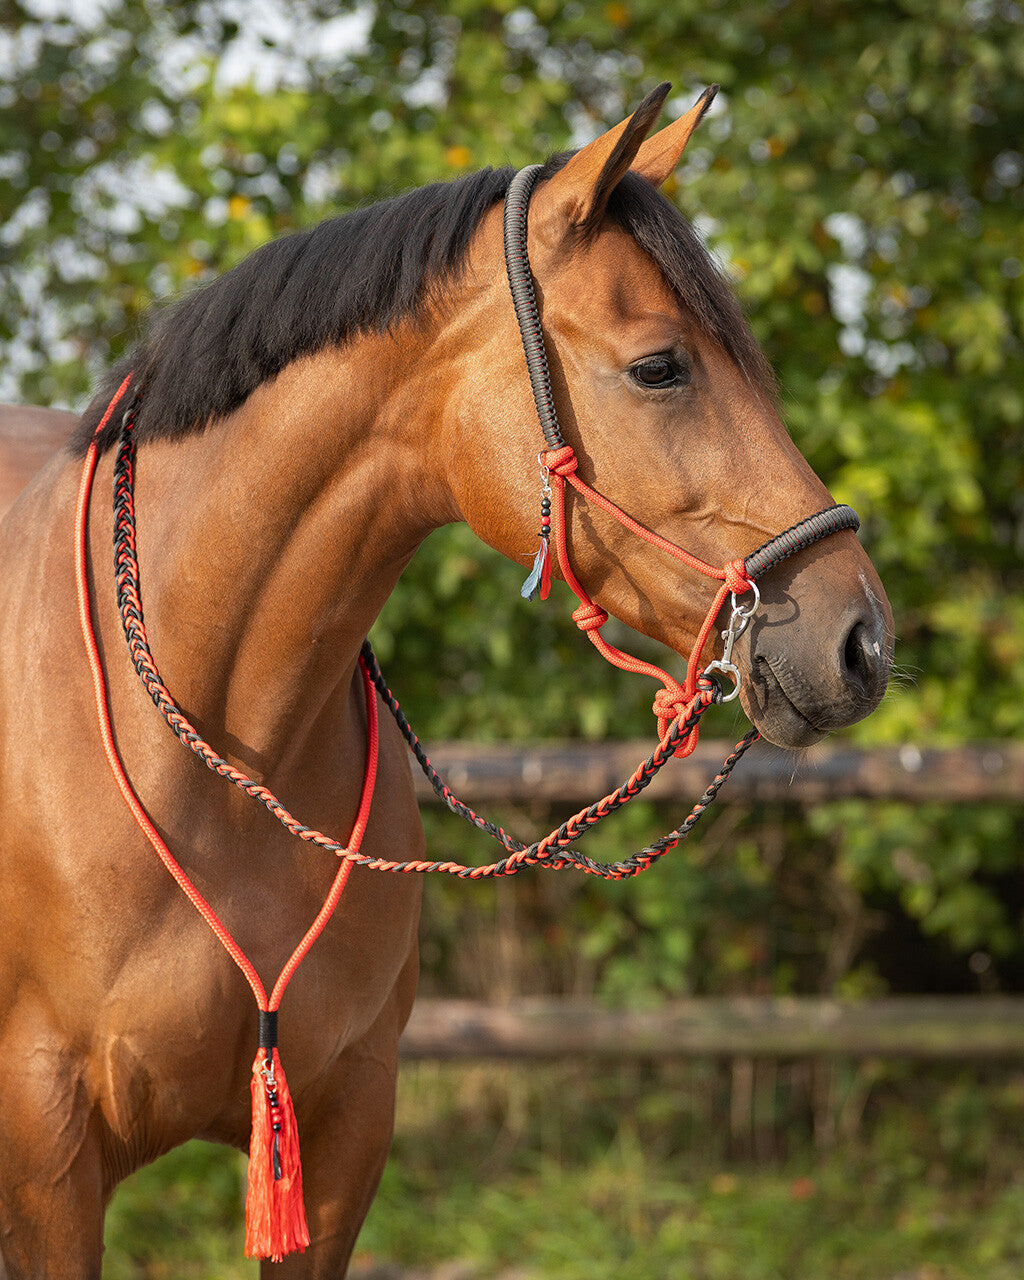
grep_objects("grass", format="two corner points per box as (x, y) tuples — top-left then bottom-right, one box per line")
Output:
(103, 1142), (254, 1279)
(103, 1062), (1024, 1278)
(358, 1155), (1024, 1280)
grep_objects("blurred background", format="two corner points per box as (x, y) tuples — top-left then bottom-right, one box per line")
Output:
(3, 1), (1023, 1275)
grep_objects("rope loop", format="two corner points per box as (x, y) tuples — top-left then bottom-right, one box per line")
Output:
(724, 558), (753, 595)
(542, 445), (578, 477)
(695, 673), (725, 705)
(571, 602), (608, 631)
(652, 683), (689, 726)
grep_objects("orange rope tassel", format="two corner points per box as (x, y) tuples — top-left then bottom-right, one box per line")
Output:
(245, 1047), (310, 1261)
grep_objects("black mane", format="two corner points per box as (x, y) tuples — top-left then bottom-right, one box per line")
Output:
(76, 161), (774, 455)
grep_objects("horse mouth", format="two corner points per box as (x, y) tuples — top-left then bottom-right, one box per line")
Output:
(742, 653), (831, 749)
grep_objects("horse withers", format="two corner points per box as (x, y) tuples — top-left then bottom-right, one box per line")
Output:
(0, 404), (77, 517)
(0, 84), (892, 1277)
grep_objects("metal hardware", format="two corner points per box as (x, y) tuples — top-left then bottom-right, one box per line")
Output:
(537, 452), (551, 497)
(702, 581), (760, 703)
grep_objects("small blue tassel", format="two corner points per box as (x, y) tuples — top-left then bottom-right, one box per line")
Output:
(521, 539), (547, 601)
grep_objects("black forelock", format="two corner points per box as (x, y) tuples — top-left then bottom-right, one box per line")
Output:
(607, 170), (776, 400)
(75, 158), (773, 455)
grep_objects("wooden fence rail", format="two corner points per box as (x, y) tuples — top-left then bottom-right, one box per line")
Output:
(405, 750), (1023, 1061)
(401, 997), (1024, 1060)
(411, 740), (1024, 806)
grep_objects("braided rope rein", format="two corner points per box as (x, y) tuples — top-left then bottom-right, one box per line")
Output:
(111, 404), (756, 879)
(100, 159), (862, 881)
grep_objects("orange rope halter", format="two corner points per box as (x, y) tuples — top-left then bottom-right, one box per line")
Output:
(502, 165), (857, 756)
(539, 439), (752, 746)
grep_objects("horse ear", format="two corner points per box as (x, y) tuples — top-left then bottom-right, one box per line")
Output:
(630, 85), (720, 188)
(538, 81), (672, 237)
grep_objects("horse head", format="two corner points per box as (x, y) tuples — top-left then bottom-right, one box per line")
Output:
(441, 84), (893, 748)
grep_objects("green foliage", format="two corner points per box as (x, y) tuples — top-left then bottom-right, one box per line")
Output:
(103, 1141), (252, 1277)
(105, 1064), (1024, 1277)
(2, 2), (1022, 988)
(361, 1061), (1024, 1279)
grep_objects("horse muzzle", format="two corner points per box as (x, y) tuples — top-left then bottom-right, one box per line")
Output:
(735, 554), (894, 749)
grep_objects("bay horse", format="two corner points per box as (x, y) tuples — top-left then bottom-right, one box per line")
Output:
(0, 84), (892, 1276)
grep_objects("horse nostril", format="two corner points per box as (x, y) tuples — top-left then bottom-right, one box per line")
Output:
(841, 617), (881, 697)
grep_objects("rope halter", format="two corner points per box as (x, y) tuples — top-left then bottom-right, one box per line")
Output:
(502, 163), (859, 755)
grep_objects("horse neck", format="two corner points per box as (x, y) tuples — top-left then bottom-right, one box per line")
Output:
(123, 336), (457, 778)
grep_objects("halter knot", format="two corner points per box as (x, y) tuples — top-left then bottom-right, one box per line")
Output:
(652, 680), (706, 757)
(724, 558), (753, 595)
(542, 445), (578, 477)
(572, 603), (608, 631)
(652, 682), (690, 727)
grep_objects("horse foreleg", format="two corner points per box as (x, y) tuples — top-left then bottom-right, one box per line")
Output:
(0, 999), (105, 1279)
(263, 1047), (396, 1278)
(264, 957), (418, 1279)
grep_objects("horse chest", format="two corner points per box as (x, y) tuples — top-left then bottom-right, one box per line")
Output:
(89, 860), (419, 1144)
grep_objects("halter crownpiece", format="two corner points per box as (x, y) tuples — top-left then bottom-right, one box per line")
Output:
(502, 163), (859, 718)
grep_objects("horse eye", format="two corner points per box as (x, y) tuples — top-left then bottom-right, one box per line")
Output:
(630, 355), (688, 388)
